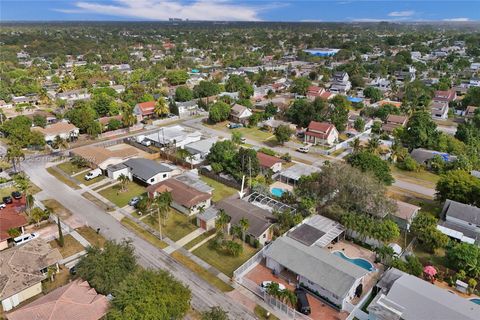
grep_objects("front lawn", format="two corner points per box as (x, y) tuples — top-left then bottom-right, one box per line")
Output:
(144, 209), (197, 241)
(42, 199), (73, 219)
(121, 217), (168, 249)
(184, 229), (216, 250)
(233, 127), (274, 142)
(200, 175), (237, 202)
(76, 226), (107, 248)
(57, 161), (88, 176)
(0, 186), (17, 198)
(98, 181), (146, 208)
(74, 172), (105, 186)
(391, 165), (440, 189)
(193, 239), (260, 277)
(46, 167), (80, 190)
(48, 234), (85, 258)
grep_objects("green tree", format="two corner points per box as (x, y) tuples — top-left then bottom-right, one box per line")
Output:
(121, 104), (137, 128)
(446, 243), (480, 278)
(234, 148), (260, 179)
(401, 111), (439, 150)
(33, 115), (47, 128)
(65, 103), (98, 133)
(107, 119), (123, 131)
(107, 269), (191, 320)
(154, 97), (169, 117)
(410, 213), (449, 253)
(6, 145), (25, 173)
(347, 151), (394, 185)
(57, 217), (64, 247)
(117, 173), (130, 192)
(363, 87), (383, 102)
(76, 240), (137, 295)
(208, 101), (231, 123)
(194, 81), (220, 98)
(291, 77), (311, 96)
(435, 170), (480, 206)
(166, 70), (189, 85)
(354, 117), (365, 132)
(30, 207), (50, 226)
(239, 218), (250, 248)
(201, 307), (228, 320)
(175, 86), (193, 102)
(215, 209), (230, 235)
(231, 131), (243, 145)
(153, 191), (172, 240)
(274, 124), (294, 145)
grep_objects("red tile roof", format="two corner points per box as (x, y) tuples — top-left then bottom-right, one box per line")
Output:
(147, 179), (211, 208)
(0, 201), (28, 241)
(257, 152), (283, 169)
(306, 121), (336, 140)
(6, 280), (109, 320)
(136, 101), (156, 115)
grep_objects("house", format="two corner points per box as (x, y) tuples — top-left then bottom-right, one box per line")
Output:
(0, 239), (62, 311)
(98, 114), (123, 129)
(143, 125), (202, 148)
(133, 100), (156, 120)
(391, 200), (420, 230)
(304, 121), (338, 146)
(430, 101), (449, 120)
(410, 148), (458, 165)
(216, 198), (273, 246)
(56, 89), (90, 102)
(306, 85), (325, 100)
(368, 268), (480, 320)
(147, 178), (212, 216)
(32, 121), (79, 143)
(433, 90), (456, 103)
(259, 119), (296, 132)
(257, 152), (283, 173)
(469, 77), (480, 87)
(0, 210), (28, 251)
(437, 199), (480, 244)
(330, 72), (352, 94)
(123, 158), (175, 185)
(394, 66), (416, 82)
(465, 105), (478, 122)
(230, 104), (253, 124)
(196, 207), (218, 231)
(277, 163), (321, 186)
(264, 236), (368, 311)
(6, 280), (109, 320)
(369, 78), (391, 91)
(12, 95), (39, 106)
(71, 145), (139, 170)
(184, 137), (218, 165)
(381, 115), (408, 134)
(176, 100), (198, 115)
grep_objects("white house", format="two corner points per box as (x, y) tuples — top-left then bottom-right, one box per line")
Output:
(143, 125), (202, 149)
(437, 199), (480, 245)
(304, 121), (339, 146)
(123, 158), (176, 185)
(32, 121), (79, 143)
(230, 104), (253, 124)
(184, 137), (218, 165)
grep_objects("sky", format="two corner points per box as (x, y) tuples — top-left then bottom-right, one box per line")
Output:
(1, 0), (479, 22)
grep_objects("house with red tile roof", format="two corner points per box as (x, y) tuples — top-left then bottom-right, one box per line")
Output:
(304, 121), (339, 146)
(133, 100), (156, 120)
(0, 202), (28, 251)
(6, 280), (109, 320)
(257, 152), (284, 173)
(433, 89), (457, 103)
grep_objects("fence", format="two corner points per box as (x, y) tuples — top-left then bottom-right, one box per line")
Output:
(232, 245), (267, 280)
(323, 128), (372, 155)
(199, 168), (241, 190)
(240, 278), (313, 320)
(99, 124), (143, 139)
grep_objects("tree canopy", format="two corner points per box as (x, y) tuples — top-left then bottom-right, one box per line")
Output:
(347, 151), (394, 185)
(435, 170), (480, 206)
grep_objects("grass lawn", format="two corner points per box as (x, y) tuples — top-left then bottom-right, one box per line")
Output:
(29, 182), (42, 194)
(193, 239), (260, 277)
(200, 175), (237, 202)
(42, 199), (73, 219)
(57, 161), (88, 176)
(184, 229), (216, 250)
(73, 172), (105, 186)
(42, 266), (71, 294)
(233, 127), (274, 142)
(254, 305), (280, 320)
(413, 245), (447, 267)
(144, 209), (197, 242)
(330, 148), (346, 157)
(48, 234), (85, 258)
(387, 187), (441, 217)
(98, 181), (146, 208)
(76, 226), (107, 248)
(121, 217), (168, 249)
(46, 167), (80, 190)
(171, 251), (234, 292)
(391, 165), (440, 189)
(82, 192), (116, 212)
(0, 186), (16, 198)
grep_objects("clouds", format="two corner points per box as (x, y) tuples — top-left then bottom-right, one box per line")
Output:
(388, 10), (415, 17)
(443, 17), (470, 22)
(60, 0), (265, 21)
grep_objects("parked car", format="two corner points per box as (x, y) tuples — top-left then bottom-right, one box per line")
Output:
(13, 233), (39, 246)
(297, 145), (310, 153)
(3, 196), (12, 204)
(129, 196), (141, 207)
(228, 123), (243, 129)
(85, 168), (102, 181)
(240, 137), (247, 144)
(260, 281), (286, 292)
(295, 288), (311, 315)
(69, 265), (77, 276)
(141, 139), (152, 147)
(11, 191), (22, 200)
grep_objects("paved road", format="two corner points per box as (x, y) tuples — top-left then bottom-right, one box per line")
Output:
(392, 180), (436, 198)
(22, 159), (255, 320)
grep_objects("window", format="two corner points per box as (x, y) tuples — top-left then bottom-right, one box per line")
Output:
(163, 174), (167, 178)
(150, 178), (155, 183)
(263, 234), (266, 238)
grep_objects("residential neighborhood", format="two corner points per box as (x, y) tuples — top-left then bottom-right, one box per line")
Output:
(0, 8), (480, 320)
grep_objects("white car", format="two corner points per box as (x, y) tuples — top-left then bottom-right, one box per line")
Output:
(260, 281), (286, 292)
(13, 233), (39, 246)
(297, 145), (310, 153)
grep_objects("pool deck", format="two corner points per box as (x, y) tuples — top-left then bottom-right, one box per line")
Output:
(269, 181), (293, 193)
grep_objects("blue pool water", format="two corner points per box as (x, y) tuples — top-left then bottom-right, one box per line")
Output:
(333, 251), (374, 271)
(470, 298), (480, 305)
(271, 188), (285, 197)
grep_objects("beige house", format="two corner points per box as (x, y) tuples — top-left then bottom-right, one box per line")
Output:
(304, 121), (339, 146)
(70, 145), (140, 170)
(0, 240), (62, 311)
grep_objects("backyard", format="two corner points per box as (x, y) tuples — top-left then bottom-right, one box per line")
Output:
(391, 165), (440, 189)
(200, 175), (237, 202)
(48, 234), (84, 258)
(193, 239), (260, 277)
(98, 181), (146, 208)
(204, 121), (274, 142)
(143, 209), (197, 241)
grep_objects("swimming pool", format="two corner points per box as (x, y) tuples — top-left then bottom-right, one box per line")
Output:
(333, 251), (374, 271)
(470, 298), (480, 305)
(271, 188), (285, 197)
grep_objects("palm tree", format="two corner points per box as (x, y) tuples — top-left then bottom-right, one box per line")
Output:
(117, 173), (130, 192)
(6, 145), (25, 173)
(349, 138), (361, 154)
(367, 137), (380, 155)
(154, 97), (169, 118)
(14, 173), (31, 212)
(121, 104), (137, 128)
(215, 209), (230, 235)
(153, 193), (170, 240)
(265, 282), (282, 299)
(52, 135), (68, 150)
(239, 218), (249, 248)
(231, 225), (242, 240)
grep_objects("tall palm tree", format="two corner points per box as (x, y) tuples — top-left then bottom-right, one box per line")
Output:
(14, 173), (32, 214)
(117, 173), (130, 192)
(239, 218), (250, 248)
(121, 104), (137, 128)
(153, 193), (170, 240)
(52, 135), (68, 150)
(349, 138), (361, 154)
(154, 97), (169, 118)
(367, 137), (380, 155)
(6, 145), (25, 173)
(215, 209), (230, 235)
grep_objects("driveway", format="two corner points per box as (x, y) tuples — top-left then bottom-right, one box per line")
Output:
(21, 158), (256, 319)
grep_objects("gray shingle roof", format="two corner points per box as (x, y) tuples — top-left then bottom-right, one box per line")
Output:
(442, 199), (480, 225)
(123, 158), (172, 181)
(264, 237), (367, 299)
